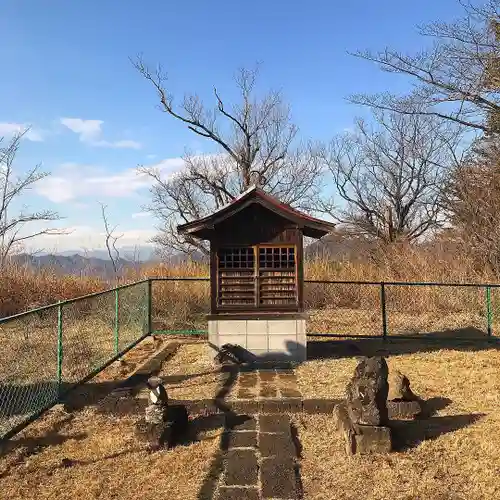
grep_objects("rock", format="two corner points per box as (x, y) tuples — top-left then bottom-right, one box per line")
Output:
(345, 356), (389, 426)
(353, 424), (392, 454)
(387, 400), (422, 420)
(333, 402), (392, 455)
(214, 344), (249, 365)
(388, 370), (417, 401)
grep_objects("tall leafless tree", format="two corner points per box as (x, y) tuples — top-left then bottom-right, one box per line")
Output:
(133, 59), (324, 255)
(0, 130), (62, 267)
(350, 0), (499, 134)
(445, 129), (500, 270)
(321, 110), (465, 243)
(99, 202), (123, 275)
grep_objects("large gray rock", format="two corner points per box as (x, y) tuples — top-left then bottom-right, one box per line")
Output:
(345, 356), (389, 426)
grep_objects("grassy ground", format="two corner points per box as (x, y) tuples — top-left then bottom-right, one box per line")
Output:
(0, 338), (223, 500)
(158, 340), (224, 401)
(1, 335), (499, 499)
(295, 338), (500, 500)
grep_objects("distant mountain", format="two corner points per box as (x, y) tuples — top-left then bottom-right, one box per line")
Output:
(11, 253), (145, 279)
(38, 245), (158, 262)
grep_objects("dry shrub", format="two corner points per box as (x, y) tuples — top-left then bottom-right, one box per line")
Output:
(1, 244), (500, 327)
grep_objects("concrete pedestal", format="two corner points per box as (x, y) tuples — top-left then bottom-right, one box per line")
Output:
(208, 314), (307, 363)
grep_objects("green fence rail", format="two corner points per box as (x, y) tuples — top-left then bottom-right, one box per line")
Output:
(0, 279), (150, 440)
(1, 276), (500, 441)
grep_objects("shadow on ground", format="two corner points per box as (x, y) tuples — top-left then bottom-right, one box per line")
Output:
(307, 327), (500, 360)
(391, 413), (485, 451)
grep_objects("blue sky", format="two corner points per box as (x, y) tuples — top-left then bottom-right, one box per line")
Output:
(0, 0), (465, 253)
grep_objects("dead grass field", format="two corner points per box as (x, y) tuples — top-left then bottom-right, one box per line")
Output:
(0, 338), (224, 500)
(295, 339), (500, 500)
(158, 341), (225, 401)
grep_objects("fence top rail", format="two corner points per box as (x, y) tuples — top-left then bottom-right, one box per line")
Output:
(3, 275), (500, 325)
(304, 279), (500, 288)
(0, 278), (150, 325)
(148, 276), (500, 288)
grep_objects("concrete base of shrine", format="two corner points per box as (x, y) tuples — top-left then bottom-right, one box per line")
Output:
(207, 313), (307, 363)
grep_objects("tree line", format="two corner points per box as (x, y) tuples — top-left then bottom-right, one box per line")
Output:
(133, 0), (499, 269)
(2, 1), (499, 271)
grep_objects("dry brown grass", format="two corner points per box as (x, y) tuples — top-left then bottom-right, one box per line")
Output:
(0, 339), (223, 500)
(3, 243), (500, 322)
(295, 343), (500, 499)
(158, 341), (224, 400)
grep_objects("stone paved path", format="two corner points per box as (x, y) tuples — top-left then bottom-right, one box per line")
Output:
(213, 366), (303, 500)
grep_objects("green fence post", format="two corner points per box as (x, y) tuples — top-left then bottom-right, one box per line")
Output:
(147, 279), (153, 335)
(57, 301), (63, 394)
(114, 288), (120, 355)
(380, 282), (388, 340)
(486, 286), (492, 337)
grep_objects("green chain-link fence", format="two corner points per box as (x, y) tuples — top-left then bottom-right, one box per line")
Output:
(1, 276), (499, 441)
(0, 280), (150, 440)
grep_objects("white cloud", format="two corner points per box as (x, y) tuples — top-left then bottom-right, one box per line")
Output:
(35, 157), (186, 203)
(132, 211), (151, 219)
(60, 117), (142, 149)
(26, 225), (157, 252)
(146, 154), (157, 160)
(0, 122), (44, 142)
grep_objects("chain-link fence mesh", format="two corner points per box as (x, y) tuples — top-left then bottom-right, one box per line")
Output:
(62, 291), (116, 384)
(0, 282), (150, 439)
(2, 278), (499, 439)
(304, 281), (382, 336)
(385, 284), (488, 338)
(117, 281), (149, 351)
(150, 278), (210, 332)
(0, 306), (59, 438)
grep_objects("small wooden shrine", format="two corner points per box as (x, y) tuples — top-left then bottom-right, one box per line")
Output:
(177, 186), (334, 361)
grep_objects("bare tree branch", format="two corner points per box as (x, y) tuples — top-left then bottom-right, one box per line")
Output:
(0, 131), (64, 267)
(321, 109), (465, 243)
(349, 0), (499, 133)
(133, 61), (324, 255)
(99, 202), (123, 275)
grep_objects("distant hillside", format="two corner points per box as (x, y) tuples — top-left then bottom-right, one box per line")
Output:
(11, 254), (143, 279)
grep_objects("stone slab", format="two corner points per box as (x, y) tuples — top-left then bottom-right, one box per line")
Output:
(259, 414), (291, 434)
(260, 386), (278, 398)
(217, 487), (259, 500)
(353, 424), (392, 454)
(281, 388), (302, 398)
(224, 414), (256, 431)
(261, 457), (298, 499)
(387, 400), (422, 420)
(223, 449), (259, 486)
(259, 371), (276, 382)
(303, 399), (339, 414)
(259, 432), (296, 458)
(226, 431), (258, 448)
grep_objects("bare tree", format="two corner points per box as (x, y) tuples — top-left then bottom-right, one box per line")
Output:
(99, 202), (123, 275)
(321, 110), (464, 243)
(350, 0), (499, 134)
(445, 131), (500, 269)
(133, 59), (324, 255)
(0, 130), (63, 267)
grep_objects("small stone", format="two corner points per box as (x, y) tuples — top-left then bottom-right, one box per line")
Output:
(388, 370), (417, 401)
(353, 424), (392, 454)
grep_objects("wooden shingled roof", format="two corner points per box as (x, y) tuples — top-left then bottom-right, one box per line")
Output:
(177, 185), (335, 240)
